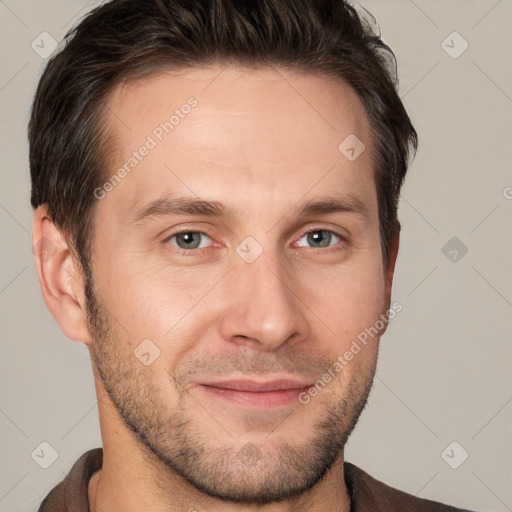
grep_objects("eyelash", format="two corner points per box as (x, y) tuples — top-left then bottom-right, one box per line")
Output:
(163, 227), (346, 257)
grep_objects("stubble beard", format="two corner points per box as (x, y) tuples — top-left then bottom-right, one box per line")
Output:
(84, 275), (377, 506)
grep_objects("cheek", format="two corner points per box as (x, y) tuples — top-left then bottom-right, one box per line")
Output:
(310, 268), (384, 398)
(94, 255), (222, 357)
(94, 231), (386, 356)
(300, 258), (386, 344)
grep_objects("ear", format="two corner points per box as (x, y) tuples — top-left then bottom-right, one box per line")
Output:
(379, 229), (400, 336)
(32, 205), (92, 344)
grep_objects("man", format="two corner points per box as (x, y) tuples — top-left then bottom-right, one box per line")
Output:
(29, 0), (475, 510)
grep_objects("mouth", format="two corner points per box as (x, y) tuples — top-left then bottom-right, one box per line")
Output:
(196, 378), (312, 409)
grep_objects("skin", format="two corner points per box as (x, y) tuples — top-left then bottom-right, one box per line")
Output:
(33, 65), (399, 512)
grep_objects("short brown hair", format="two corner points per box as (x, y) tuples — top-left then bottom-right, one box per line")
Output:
(29, 0), (417, 275)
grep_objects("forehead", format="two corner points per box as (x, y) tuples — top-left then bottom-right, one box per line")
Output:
(100, 65), (376, 222)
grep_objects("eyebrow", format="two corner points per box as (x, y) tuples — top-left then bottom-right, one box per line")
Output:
(130, 193), (372, 226)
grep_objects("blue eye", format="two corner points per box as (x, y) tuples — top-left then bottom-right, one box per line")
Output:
(296, 229), (343, 249)
(167, 231), (212, 251)
(164, 228), (345, 257)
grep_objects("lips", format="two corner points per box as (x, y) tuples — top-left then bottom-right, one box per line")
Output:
(197, 378), (312, 408)
(200, 379), (311, 392)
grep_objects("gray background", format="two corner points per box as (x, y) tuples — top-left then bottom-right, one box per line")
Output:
(1, 0), (511, 511)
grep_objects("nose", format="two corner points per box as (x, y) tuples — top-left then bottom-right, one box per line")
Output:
(219, 252), (311, 351)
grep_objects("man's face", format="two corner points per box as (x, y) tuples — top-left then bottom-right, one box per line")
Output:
(86, 66), (392, 504)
